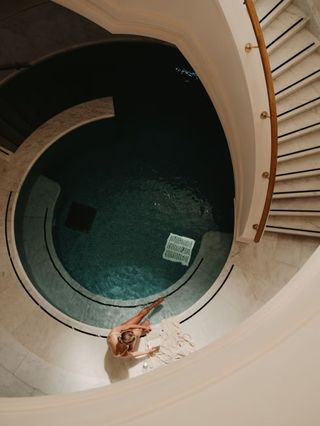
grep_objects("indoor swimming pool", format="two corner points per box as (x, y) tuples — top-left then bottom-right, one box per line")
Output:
(13, 42), (234, 329)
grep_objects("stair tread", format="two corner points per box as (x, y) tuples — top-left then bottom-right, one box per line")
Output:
(273, 191), (320, 199)
(276, 79), (320, 116)
(278, 147), (320, 164)
(271, 196), (320, 210)
(269, 211), (320, 217)
(267, 215), (320, 233)
(0, 134), (16, 153)
(274, 53), (320, 96)
(264, 4), (306, 48)
(255, 0), (284, 19)
(276, 152), (320, 175)
(269, 29), (318, 72)
(274, 174), (320, 191)
(255, 0), (292, 27)
(277, 130), (320, 157)
(265, 226), (320, 236)
(278, 106), (320, 137)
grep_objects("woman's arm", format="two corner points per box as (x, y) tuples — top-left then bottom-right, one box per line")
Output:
(127, 346), (160, 359)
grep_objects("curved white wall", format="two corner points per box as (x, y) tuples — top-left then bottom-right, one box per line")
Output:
(53, 0), (272, 242)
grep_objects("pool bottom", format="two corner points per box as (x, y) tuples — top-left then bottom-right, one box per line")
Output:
(51, 162), (217, 300)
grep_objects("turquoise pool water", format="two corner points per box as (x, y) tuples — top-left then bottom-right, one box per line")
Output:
(50, 119), (221, 300)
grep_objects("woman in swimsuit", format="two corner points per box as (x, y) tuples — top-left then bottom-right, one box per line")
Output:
(107, 297), (164, 358)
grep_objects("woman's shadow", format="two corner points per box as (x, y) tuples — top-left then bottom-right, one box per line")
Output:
(104, 305), (162, 383)
(104, 350), (140, 383)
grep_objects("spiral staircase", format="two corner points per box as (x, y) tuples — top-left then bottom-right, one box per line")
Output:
(254, 0), (320, 237)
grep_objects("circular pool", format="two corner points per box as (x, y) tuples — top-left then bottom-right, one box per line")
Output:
(14, 42), (234, 329)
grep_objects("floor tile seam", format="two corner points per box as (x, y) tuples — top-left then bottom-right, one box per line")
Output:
(13, 350), (109, 384)
(0, 362), (37, 393)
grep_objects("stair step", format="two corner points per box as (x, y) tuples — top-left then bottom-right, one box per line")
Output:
(255, 0), (293, 29)
(264, 5), (307, 53)
(271, 196), (320, 210)
(273, 190), (320, 199)
(265, 226), (320, 237)
(276, 80), (320, 121)
(276, 151), (320, 176)
(270, 30), (319, 78)
(269, 210), (320, 216)
(274, 53), (320, 99)
(276, 168), (320, 181)
(277, 130), (320, 158)
(277, 106), (320, 141)
(0, 145), (11, 161)
(0, 134), (16, 153)
(266, 215), (320, 236)
(278, 146), (320, 164)
(274, 174), (320, 193)
(278, 122), (320, 142)
(0, 116), (24, 147)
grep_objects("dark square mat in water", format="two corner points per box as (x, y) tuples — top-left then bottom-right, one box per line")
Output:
(65, 202), (96, 233)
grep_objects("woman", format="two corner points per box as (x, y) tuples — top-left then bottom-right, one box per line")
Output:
(107, 297), (164, 358)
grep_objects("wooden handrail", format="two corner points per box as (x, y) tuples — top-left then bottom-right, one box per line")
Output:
(244, 0), (278, 242)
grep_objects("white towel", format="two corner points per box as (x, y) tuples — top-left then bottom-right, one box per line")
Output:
(143, 317), (195, 369)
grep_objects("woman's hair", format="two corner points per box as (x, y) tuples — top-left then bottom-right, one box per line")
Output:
(118, 330), (135, 345)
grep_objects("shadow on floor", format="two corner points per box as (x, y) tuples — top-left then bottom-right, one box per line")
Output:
(104, 349), (141, 383)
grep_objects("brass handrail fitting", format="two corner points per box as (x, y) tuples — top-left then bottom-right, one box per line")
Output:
(260, 111), (270, 119)
(245, 42), (259, 52)
(244, 0), (278, 242)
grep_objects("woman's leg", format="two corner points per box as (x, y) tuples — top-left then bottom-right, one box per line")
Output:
(120, 297), (164, 327)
